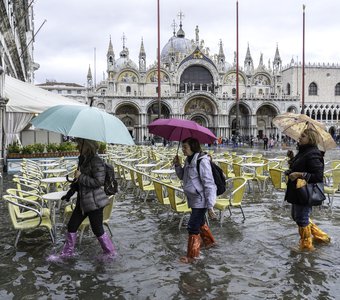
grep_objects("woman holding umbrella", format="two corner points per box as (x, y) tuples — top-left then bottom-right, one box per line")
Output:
(48, 138), (116, 261)
(284, 129), (331, 251)
(173, 137), (217, 263)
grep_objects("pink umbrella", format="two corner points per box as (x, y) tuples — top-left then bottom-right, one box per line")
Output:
(148, 118), (217, 144)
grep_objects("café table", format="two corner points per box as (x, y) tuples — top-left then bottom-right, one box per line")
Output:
(43, 168), (67, 177)
(42, 191), (77, 239)
(151, 169), (176, 182)
(41, 176), (68, 192)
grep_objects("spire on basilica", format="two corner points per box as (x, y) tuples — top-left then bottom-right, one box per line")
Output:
(195, 25), (199, 45)
(139, 38), (146, 72)
(120, 33), (129, 58)
(258, 53), (264, 69)
(217, 40), (225, 72)
(244, 43), (254, 74)
(273, 43), (282, 74)
(87, 64), (93, 88)
(107, 36), (114, 57)
(176, 10), (185, 38)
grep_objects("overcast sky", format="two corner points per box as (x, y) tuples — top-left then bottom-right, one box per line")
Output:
(33, 0), (340, 86)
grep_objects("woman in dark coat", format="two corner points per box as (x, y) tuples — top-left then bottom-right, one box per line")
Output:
(285, 129), (331, 250)
(48, 138), (115, 261)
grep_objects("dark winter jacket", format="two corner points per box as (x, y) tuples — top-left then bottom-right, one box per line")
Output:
(284, 144), (324, 205)
(77, 154), (109, 213)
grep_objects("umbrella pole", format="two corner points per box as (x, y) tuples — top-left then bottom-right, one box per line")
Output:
(176, 129), (183, 155)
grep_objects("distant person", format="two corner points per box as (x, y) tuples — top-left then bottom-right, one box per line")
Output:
(173, 137), (216, 263)
(284, 129), (330, 251)
(263, 135), (268, 150)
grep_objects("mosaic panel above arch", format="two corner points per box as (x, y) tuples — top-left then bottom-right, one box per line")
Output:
(252, 74), (271, 86)
(184, 97), (214, 115)
(146, 71), (170, 83)
(224, 72), (246, 85)
(115, 104), (139, 115)
(117, 71), (138, 83)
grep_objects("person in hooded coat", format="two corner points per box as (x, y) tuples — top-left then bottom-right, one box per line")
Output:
(173, 137), (217, 263)
(48, 138), (116, 261)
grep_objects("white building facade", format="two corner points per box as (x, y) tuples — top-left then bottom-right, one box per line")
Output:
(86, 19), (340, 143)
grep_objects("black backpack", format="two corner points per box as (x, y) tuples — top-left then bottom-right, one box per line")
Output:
(197, 153), (226, 196)
(104, 163), (118, 195)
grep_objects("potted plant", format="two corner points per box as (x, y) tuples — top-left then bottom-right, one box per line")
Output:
(32, 143), (45, 157)
(46, 143), (59, 154)
(7, 142), (21, 158)
(21, 145), (35, 157)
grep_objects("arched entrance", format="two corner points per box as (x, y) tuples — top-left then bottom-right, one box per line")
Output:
(256, 105), (278, 138)
(184, 97), (215, 131)
(147, 102), (170, 124)
(229, 103), (250, 137)
(191, 115), (208, 127)
(115, 104), (139, 139)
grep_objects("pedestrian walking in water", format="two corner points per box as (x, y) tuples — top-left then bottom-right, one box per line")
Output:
(48, 138), (116, 261)
(173, 137), (216, 263)
(284, 129), (330, 251)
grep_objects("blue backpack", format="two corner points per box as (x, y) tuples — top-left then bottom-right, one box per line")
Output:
(197, 153), (226, 196)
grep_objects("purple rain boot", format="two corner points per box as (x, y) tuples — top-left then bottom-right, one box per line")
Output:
(97, 232), (116, 260)
(47, 232), (77, 262)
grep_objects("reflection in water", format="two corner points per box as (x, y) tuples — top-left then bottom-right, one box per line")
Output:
(1, 148), (340, 298)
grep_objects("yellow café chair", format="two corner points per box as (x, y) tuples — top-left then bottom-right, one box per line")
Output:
(165, 184), (191, 230)
(214, 177), (247, 225)
(324, 168), (340, 208)
(4, 190), (54, 247)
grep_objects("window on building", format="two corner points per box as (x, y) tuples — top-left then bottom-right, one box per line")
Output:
(286, 83), (291, 95)
(258, 89), (263, 95)
(57, 90), (62, 94)
(67, 90), (72, 94)
(77, 90), (81, 94)
(308, 82), (317, 96)
(126, 86), (131, 94)
(101, 89), (106, 96)
(232, 88), (236, 95)
(335, 83), (340, 95)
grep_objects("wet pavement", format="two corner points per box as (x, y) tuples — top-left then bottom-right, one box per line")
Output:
(0, 146), (340, 299)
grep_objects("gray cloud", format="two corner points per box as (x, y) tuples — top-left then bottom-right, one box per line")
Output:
(33, 0), (340, 84)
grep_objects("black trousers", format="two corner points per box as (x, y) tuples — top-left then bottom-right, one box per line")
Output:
(67, 203), (104, 237)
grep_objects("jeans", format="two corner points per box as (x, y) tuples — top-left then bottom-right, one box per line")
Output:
(187, 208), (207, 235)
(68, 203), (104, 237)
(291, 204), (312, 227)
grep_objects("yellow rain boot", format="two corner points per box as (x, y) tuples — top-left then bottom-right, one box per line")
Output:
(180, 234), (201, 263)
(310, 220), (331, 244)
(298, 225), (315, 251)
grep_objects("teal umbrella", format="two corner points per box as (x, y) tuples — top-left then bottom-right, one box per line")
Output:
(31, 105), (134, 145)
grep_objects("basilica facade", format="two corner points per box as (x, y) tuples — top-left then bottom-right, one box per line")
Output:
(87, 19), (340, 143)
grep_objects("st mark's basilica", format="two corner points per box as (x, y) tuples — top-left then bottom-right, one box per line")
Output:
(85, 15), (340, 143)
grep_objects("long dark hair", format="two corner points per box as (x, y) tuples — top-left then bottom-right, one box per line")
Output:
(182, 137), (202, 153)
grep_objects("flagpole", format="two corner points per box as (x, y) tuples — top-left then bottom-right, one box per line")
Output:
(302, 4), (305, 114)
(235, 0), (240, 136)
(157, 0), (161, 119)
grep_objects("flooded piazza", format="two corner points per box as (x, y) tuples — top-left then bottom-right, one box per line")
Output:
(0, 146), (340, 299)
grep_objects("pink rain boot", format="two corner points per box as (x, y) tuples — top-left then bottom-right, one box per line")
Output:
(47, 232), (77, 262)
(97, 232), (116, 260)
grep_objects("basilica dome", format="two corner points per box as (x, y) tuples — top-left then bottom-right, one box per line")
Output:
(115, 47), (138, 71)
(161, 25), (194, 64)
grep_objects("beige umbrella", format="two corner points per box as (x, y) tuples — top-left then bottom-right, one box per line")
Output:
(272, 112), (337, 152)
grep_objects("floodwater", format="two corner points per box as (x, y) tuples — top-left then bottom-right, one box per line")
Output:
(1, 147), (340, 299)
